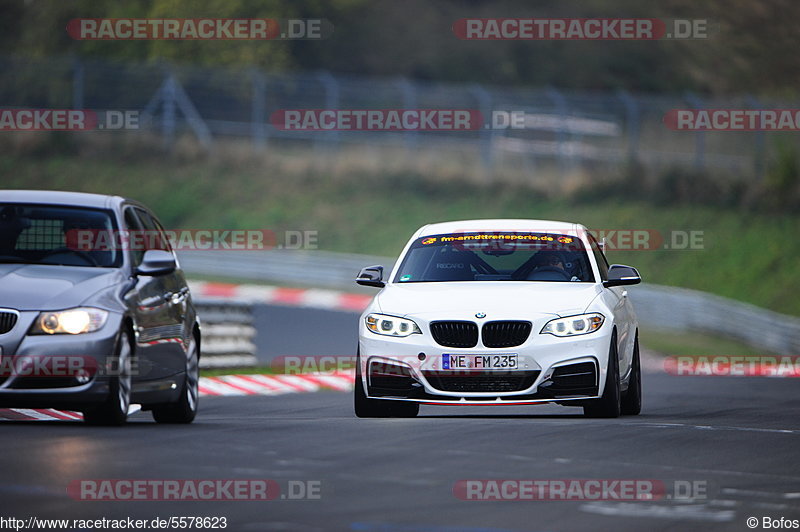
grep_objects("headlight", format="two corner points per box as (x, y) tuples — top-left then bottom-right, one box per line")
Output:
(540, 313), (604, 337)
(365, 313), (421, 337)
(30, 308), (109, 335)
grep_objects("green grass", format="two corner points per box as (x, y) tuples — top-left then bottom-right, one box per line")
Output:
(2, 141), (798, 315)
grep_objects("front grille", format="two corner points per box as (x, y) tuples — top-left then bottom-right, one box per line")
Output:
(481, 321), (532, 348)
(0, 311), (18, 334)
(423, 370), (540, 393)
(430, 321), (478, 348)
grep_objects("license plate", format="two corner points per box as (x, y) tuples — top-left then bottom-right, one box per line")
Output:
(442, 353), (518, 370)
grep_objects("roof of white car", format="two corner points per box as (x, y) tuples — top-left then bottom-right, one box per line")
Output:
(416, 219), (581, 237)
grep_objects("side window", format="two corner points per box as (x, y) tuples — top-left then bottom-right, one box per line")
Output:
(150, 215), (174, 254)
(123, 207), (145, 267)
(587, 233), (609, 281)
(134, 208), (172, 253)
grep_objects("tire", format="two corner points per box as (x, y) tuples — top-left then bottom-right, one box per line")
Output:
(83, 330), (132, 426)
(583, 333), (621, 418)
(621, 333), (642, 416)
(152, 335), (199, 424)
(354, 351), (419, 418)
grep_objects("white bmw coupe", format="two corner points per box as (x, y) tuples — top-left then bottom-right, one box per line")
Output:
(354, 219), (642, 418)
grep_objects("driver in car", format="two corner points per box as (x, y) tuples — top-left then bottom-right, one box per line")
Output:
(532, 251), (581, 281)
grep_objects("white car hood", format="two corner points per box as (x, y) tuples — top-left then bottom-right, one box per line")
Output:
(375, 282), (601, 319)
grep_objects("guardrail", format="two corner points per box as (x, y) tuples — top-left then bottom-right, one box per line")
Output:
(178, 250), (390, 289)
(631, 284), (800, 356)
(181, 250), (800, 355)
(193, 299), (258, 369)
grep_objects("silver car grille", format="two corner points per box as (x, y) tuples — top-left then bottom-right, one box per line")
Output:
(0, 310), (19, 335)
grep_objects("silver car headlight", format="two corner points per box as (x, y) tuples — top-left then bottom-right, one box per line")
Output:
(540, 313), (604, 337)
(365, 313), (421, 337)
(29, 307), (109, 335)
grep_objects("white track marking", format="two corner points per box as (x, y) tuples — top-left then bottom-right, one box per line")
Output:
(580, 502), (735, 522)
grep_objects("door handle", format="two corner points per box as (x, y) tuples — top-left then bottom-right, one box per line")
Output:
(164, 287), (190, 305)
(175, 287), (190, 303)
(163, 292), (186, 304)
(622, 290), (628, 298)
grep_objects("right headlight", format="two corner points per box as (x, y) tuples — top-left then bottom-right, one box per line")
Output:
(365, 313), (421, 337)
(540, 313), (604, 337)
(29, 307), (109, 335)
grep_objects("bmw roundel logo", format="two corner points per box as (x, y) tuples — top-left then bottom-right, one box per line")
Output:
(475, 312), (486, 319)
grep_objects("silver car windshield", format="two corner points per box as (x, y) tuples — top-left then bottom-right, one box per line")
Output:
(393, 233), (595, 283)
(0, 203), (122, 268)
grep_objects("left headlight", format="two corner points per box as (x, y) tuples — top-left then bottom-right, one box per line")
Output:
(29, 307), (109, 335)
(540, 313), (604, 337)
(365, 313), (421, 337)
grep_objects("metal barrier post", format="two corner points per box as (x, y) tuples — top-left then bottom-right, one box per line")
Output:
(251, 69), (267, 149)
(469, 84), (494, 172)
(685, 91), (705, 170)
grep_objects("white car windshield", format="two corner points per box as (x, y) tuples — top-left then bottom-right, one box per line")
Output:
(393, 232), (595, 283)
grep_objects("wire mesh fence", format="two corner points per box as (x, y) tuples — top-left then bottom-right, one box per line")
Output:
(0, 55), (781, 179)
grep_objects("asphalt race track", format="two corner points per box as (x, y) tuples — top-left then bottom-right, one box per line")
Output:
(2, 305), (799, 532)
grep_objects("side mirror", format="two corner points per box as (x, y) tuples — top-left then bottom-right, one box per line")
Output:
(603, 264), (641, 288)
(356, 265), (385, 288)
(136, 249), (177, 276)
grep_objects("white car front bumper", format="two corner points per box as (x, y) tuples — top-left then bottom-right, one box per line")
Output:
(358, 315), (613, 405)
